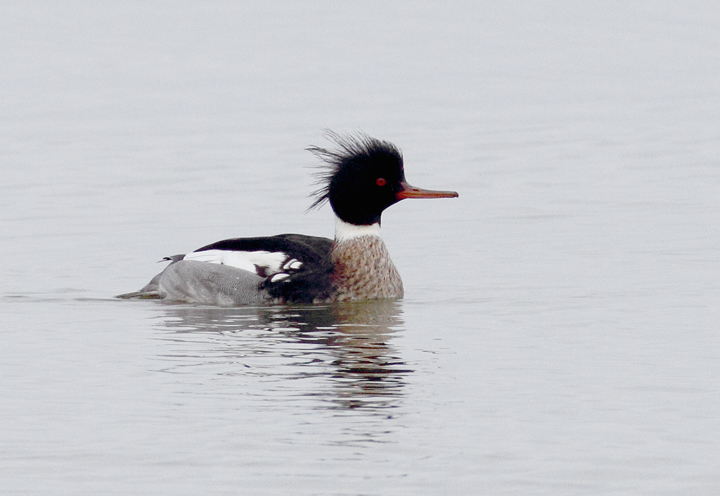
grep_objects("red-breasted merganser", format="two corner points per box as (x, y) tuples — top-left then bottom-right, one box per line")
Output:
(118, 132), (458, 305)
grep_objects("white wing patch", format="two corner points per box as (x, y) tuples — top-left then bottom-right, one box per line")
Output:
(181, 249), (303, 279)
(283, 259), (303, 271)
(184, 249), (285, 273)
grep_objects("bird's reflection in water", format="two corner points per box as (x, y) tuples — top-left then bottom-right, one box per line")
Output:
(155, 301), (409, 411)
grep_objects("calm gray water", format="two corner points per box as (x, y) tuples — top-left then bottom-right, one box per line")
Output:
(2, 2), (720, 494)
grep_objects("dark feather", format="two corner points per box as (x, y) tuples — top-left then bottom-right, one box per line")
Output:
(195, 234), (334, 304)
(306, 130), (403, 210)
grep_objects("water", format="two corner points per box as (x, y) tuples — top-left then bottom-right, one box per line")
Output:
(2, 1), (720, 494)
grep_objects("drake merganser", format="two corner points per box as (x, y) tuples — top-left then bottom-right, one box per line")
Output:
(118, 132), (458, 305)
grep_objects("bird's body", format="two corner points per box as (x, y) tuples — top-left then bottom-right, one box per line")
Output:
(118, 133), (457, 305)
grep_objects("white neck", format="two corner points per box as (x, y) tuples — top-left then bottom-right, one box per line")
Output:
(334, 217), (381, 242)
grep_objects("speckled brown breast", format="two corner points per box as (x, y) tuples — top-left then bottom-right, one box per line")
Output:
(330, 235), (404, 301)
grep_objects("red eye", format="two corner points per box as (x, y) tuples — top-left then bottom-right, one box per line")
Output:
(376, 177), (387, 186)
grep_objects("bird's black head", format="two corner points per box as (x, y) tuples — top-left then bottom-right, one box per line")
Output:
(308, 131), (459, 226)
(308, 132), (406, 225)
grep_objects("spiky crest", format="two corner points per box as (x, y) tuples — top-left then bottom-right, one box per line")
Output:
(306, 131), (403, 210)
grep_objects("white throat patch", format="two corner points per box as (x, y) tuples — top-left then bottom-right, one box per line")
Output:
(334, 217), (381, 242)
